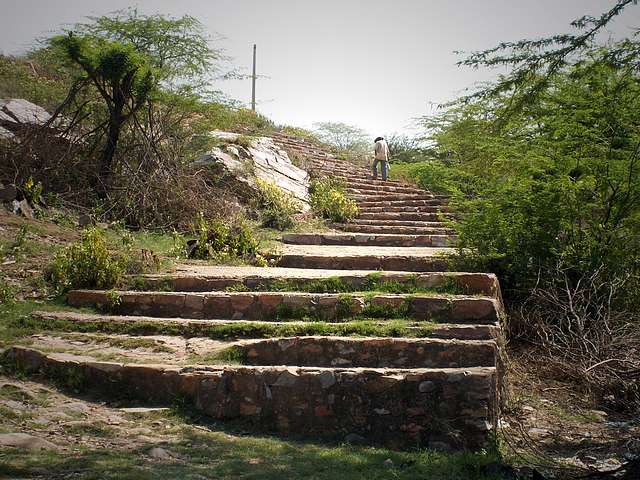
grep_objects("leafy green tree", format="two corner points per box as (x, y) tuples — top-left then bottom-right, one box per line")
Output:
(312, 121), (370, 154)
(75, 9), (222, 85)
(53, 33), (156, 195)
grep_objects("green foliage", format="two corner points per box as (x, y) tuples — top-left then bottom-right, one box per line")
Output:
(76, 8), (220, 83)
(0, 275), (15, 306)
(312, 121), (370, 154)
(412, 45), (640, 302)
(22, 177), (43, 205)
(255, 179), (300, 230)
(0, 55), (69, 111)
(309, 178), (359, 223)
(51, 227), (123, 294)
(189, 213), (259, 261)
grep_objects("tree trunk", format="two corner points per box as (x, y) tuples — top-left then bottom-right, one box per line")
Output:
(96, 114), (123, 198)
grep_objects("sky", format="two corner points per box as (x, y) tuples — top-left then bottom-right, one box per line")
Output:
(1, 0), (639, 136)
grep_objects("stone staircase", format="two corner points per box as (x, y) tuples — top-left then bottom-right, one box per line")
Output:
(6, 132), (504, 452)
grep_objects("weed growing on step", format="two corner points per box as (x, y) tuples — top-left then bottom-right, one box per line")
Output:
(309, 178), (358, 223)
(50, 227), (124, 294)
(335, 293), (355, 320)
(361, 293), (414, 319)
(186, 213), (262, 265)
(209, 345), (246, 365)
(255, 179), (300, 230)
(15, 314), (438, 341)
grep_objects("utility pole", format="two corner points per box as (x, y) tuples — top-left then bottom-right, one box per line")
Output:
(251, 44), (257, 111)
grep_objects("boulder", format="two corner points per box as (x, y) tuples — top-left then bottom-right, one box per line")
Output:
(0, 433), (56, 450)
(0, 98), (52, 126)
(193, 131), (310, 210)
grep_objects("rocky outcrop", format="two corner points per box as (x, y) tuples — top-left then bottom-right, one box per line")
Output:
(193, 131), (310, 210)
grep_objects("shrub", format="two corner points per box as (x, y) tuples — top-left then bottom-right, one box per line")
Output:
(255, 179), (300, 230)
(309, 178), (358, 223)
(189, 213), (260, 261)
(51, 227), (124, 294)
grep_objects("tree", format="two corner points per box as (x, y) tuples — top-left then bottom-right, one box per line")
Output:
(75, 9), (222, 85)
(458, 0), (639, 118)
(312, 122), (370, 153)
(53, 33), (156, 195)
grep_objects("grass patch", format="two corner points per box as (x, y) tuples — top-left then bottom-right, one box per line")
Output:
(0, 427), (506, 480)
(12, 314), (437, 341)
(66, 422), (116, 438)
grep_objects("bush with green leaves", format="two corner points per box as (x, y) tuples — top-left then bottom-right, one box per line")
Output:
(51, 227), (124, 294)
(189, 213), (260, 261)
(255, 179), (300, 230)
(309, 178), (358, 223)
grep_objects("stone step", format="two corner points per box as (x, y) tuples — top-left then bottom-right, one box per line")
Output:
(6, 346), (499, 450)
(312, 171), (403, 185)
(358, 205), (449, 213)
(351, 193), (435, 202)
(348, 220), (451, 229)
(240, 336), (497, 368)
(346, 185), (426, 195)
(33, 311), (501, 341)
(357, 199), (447, 208)
(335, 224), (453, 235)
(282, 233), (456, 247)
(67, 290), (501, 323)
(356, 213), (453, 222)
(131, 266), (502, 298)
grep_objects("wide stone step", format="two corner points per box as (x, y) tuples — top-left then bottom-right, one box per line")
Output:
(282, 233), (456, 247)
(6, 346), (499, 450)
(346, 185), (426, 195)
(335, 224), (453, 235)
(67, 290), (501, 323)
(359, 205), (449, 214)
(357, 212), (452, 222)
(351, 193), (435, 202)
(32, 311), (501, 340)
(357, 199), (447, 208)
(240, 336), (497, 368)
(130, 266), (502, 298)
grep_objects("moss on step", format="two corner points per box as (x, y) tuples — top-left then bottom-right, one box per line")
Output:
(14, 314), (437, 340)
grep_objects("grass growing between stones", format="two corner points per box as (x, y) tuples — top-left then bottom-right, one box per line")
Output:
(11, 314), (438, 341)
(0, 300), (98, 349)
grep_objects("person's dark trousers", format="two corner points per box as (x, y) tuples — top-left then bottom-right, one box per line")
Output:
(372, 159), (389, 181)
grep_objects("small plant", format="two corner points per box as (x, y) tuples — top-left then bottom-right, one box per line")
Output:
(101, 289), (123, 313)
(50, 227), (124, 294)
(13, 225), (29, 251)
(309, 178), (358, 223)
(169, 230), (187, 258)
(188, 213), (262, 263)
(255, 179), (300, 230)
(23, 176), (43, 204)
(0, 274), (15, 306)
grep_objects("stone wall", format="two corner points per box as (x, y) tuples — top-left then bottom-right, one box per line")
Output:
(241, 336), (497, 369)
(5, 347), (498, 451)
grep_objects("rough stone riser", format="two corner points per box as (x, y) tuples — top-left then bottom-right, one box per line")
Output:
(282, 233), (456, 247)
(274, 253), (452, 272)
(5, 347), (498, 451)
(334, 225), (453, 235)
(350, 219), (453, 227)
(357, 200), (449, 207)
(357, 213), (453, 222)
(359, 205), (449, 212)
(67, 290), (500, 323)
(241, 336), (497, 369)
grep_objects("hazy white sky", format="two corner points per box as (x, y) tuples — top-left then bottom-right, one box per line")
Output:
(1, 1), (638, 135)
